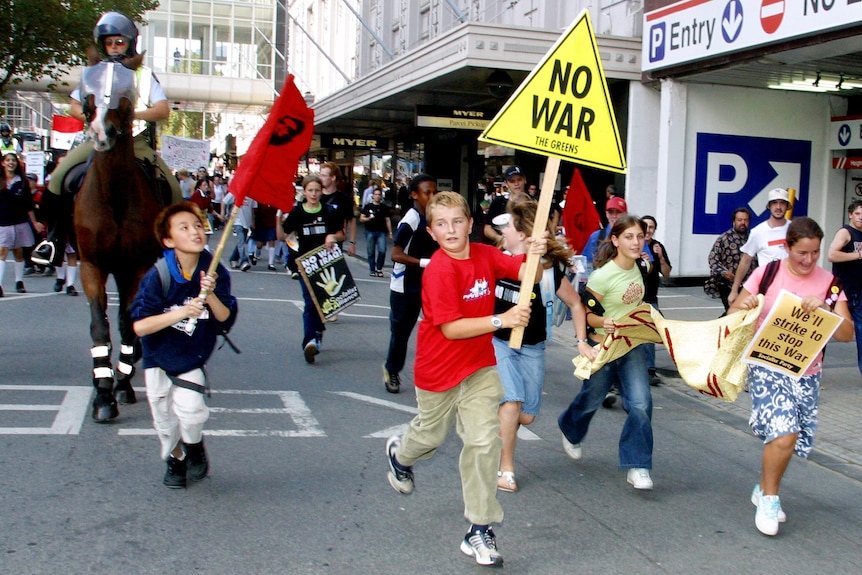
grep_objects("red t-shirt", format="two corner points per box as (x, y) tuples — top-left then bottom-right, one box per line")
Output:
(414, 243), (525, 392)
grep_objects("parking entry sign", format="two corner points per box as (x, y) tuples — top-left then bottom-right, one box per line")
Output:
(693, 133), (810, 235)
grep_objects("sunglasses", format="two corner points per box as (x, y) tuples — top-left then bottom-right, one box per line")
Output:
(103, 38), (128, 47)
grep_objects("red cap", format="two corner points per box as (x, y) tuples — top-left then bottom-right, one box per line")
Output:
(605, 196), (627, 212)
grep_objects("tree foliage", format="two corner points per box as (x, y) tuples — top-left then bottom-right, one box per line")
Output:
(158, 111), (220, 143)
(1, 0), (159, 94)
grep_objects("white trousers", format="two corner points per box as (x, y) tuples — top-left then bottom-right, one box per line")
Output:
(145, 367), (209, 460)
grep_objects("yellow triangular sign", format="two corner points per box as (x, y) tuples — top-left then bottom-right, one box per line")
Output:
(479, 10), (626, 173)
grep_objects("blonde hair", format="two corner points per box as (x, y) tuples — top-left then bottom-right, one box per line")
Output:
(427, 191), (470, 223)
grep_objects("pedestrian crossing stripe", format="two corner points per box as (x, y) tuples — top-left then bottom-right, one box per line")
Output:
(478, 9), (626, 173)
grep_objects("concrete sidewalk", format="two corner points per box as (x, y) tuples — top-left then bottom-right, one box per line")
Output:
(551, 299), (862, 483)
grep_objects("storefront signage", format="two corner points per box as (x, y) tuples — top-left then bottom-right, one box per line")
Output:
(829, 115), (862, 150)
(320, 135), (389, 150)
(416, 106), (491, 130)
(644, 0), (862, 72)
(692, 133), (810, 235)
(479, 10), (626, 173)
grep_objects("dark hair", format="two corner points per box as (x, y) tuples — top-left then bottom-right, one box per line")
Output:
(606, 184), (624, 198)
(409, 173), (435, 194)
(731, 207), (751, 221)
(154, 201), (206, 246)
(3, 152), (25, 180)
(594, 215), (646, 269)
(194, 177), (211, 192)
(505, 200), (573, 268)
(785, 216), (823, 248)
(848, 199), (862, 214)
(641, 215), (657, 228)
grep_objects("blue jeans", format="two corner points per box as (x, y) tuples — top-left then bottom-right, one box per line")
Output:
(643, 300), (659, 370)
(229, 225), (250, 265)
(848, 291), (862, 375)
(299, 278), (324, 348)
(385, 290), (422, 375)
(365, 230), (386, 273)
(558, 346), (653, 469)
(493, 338), (546, 416)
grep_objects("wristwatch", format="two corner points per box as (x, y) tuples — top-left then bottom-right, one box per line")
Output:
(491, 315), (503, 330)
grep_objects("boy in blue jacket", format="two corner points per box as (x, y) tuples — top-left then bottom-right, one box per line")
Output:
(131, 202), (238, 488)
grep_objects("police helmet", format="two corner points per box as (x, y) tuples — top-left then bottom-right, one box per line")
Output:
(93, 12), (138, 57)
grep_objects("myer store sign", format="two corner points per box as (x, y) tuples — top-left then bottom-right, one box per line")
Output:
(320, 135), (389, 149)
(416, 106), (491, 130)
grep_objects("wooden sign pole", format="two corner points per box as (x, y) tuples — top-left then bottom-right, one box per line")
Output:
(509, 155), (561, 349)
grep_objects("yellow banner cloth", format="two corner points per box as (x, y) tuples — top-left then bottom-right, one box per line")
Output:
(573, 297), (764, 402)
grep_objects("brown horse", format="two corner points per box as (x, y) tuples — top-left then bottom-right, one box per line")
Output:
(75, 53), (168, 421)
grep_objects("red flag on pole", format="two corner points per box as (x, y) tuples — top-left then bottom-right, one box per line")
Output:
(227, 75), (314, 213)
(51, 115), (84, 150)
(561, 168), (601, 254)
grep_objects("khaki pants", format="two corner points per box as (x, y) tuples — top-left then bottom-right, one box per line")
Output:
(48, 135), (182, 203)
(396, 366), (504, 525)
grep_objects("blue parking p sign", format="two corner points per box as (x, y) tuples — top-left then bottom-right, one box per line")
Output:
(693, 133), (810, 235)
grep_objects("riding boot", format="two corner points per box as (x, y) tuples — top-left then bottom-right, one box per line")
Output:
(32, 193), (69, 267)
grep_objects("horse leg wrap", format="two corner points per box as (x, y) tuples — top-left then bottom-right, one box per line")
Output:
(90, 345), (114, 391)
(115, 344), (138, 405)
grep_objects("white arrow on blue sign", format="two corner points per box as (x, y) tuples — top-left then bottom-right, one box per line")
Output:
(693, 133), (810, 235)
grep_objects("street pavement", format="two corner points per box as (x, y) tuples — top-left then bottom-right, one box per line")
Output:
(1, 229), (861, 574)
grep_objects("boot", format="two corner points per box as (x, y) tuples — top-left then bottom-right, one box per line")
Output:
(184, 440), (209, 482)
(164, 456), (187, 489)
(31, 192), (69, 267)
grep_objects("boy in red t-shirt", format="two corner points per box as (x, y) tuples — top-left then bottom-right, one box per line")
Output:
(385, 191), (545, 567)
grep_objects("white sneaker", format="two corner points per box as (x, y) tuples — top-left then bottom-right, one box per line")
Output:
(751, 484), (786, 522)
(626, 468), (653, 490)
(755, 494), (781, 536)
(561, 433), (582, 461)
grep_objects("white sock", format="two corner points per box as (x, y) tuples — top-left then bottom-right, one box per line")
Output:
(268, 245), (275, 265)
(14, 260), (24, 282)
(57, 263), (67, 281)
(0, 260), (6, 285)
(66, 265), (78, 287)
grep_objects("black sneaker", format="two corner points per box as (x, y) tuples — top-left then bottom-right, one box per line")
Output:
(66, 285), (78, 296)
(648, 369), (661, 387)
(24, 267), (35, 276)
(184, 440), (209, 482)
(385, 436), (414, 494)
(164, 456), (187, 489)
(53, 278), (64, 292)
(249, 254), (258, 265)
(602, 386), (618, 409)
(267, 264), (277, 271)
(460, 526), (503, 567)
(15, 281), (26, 293)
(382, 365), (401, 394)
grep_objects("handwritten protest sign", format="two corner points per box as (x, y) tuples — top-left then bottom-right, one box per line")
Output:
(742, 290), (843, 379)
(296, 243), (360, 321)
(160, 136), (211, 172)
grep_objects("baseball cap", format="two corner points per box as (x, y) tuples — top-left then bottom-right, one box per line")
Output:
(26, 173), (38, 181)
(767, 188), (790, 203)
(503, 165), (523, 181)
(492, 213), (511, 227)
(605, 196), (627, 212)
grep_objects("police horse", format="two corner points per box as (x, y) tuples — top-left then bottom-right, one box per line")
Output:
(73, 53), (169, 421)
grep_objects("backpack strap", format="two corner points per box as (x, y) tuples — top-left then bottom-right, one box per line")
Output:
(155, 257), (171, 298)
(757, 258), (843, 310)
(758, 259), (781, 296)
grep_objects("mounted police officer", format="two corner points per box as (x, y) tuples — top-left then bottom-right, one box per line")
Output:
(32, 12), (182, 266)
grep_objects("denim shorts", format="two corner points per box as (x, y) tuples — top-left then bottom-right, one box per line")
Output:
(747, 364), (820, 459)
(492, 337), (545, 416)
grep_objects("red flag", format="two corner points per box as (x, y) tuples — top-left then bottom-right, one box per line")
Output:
(228, 75), (313, 213)
(51, 115), (84, 150)
(561, 168), (601, 254)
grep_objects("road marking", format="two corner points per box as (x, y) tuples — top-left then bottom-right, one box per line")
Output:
(118, 389), (325, 437)
(0, 385), (92, 435)
(333, 391), (541, 440)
